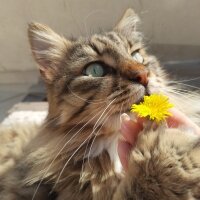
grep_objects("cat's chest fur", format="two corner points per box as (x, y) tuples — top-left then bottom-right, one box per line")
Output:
(87, 114), (124, 175)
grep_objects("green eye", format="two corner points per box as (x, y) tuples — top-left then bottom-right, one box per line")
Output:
(132, 52), (144, 63)
(84, 63), (105, 77)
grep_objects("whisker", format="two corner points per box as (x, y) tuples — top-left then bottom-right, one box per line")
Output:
(164, 87), (199, 99)
(164, 89), (200, 113)
(92, 99), (116, 131)
(87, 106), (115, 169)
(31, 105), (105, 200)
(168, 76), (200, 83)
(80, 137), (92, 180)
(119, 101), (125, 124)
(66, 84), (108, 104)
(170, 82), (199, 90)
(52, 98), (116, 190)
(81, 99), (123, 178)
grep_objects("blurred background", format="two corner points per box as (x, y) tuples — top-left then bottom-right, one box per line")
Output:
(0, 0), (200, 122)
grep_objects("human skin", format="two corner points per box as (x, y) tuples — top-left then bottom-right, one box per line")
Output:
(118, 108), (200, 170)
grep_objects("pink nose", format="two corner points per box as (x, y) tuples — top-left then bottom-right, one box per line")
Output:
(133, 71), (148, 86)
(121, 61), (149, 86)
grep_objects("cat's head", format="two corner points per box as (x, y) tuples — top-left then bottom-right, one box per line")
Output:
(28, 9), (167, 129)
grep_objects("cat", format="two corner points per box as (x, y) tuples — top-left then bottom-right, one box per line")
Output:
(0, 8), (200, 200)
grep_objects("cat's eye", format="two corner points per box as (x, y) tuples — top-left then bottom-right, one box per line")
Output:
(131, 52), (144, 64)
(84, 63), (105, 77)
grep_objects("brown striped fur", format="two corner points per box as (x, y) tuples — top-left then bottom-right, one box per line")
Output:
(0, 8), (200, 200)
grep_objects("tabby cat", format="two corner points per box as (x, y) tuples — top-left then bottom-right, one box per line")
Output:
(0, 8), (200, 200)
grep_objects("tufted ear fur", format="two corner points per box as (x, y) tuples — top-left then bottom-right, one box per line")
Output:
(114, 8), (141, 41)
(28, 22), (71, 83)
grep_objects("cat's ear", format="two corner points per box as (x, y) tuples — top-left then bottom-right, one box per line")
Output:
(28, 22), (71, 83)
(114, 8), (140, 40)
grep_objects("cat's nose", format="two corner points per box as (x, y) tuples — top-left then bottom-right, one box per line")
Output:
(131, 70), (148, 86)
(121, 61), (149, 86)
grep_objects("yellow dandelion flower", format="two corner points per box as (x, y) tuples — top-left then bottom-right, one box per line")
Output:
(130, 94), (174, 123)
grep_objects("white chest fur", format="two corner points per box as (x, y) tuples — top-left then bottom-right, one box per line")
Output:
(88, 133), (123, 174)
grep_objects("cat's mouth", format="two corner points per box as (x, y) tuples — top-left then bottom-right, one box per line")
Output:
(135, 96), (145, 105)
(111, 86), (150, 116)
(122, 97), (144, 114)
(135, 90), (150, 104)
(127, 89), (150, 112)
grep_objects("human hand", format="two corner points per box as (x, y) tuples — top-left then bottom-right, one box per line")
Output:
(118, 108), (200, 170)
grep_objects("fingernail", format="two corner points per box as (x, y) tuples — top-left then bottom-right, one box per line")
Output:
(120, 113), (130, 123)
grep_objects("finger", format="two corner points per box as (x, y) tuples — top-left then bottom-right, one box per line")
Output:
(167, 108), (200, 134)
(118, 139), (132, 170)
(167, 108), (191, 127)
(120, 113), (143, 145)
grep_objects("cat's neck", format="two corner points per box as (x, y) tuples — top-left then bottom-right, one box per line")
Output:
(23, 115), (123, 188)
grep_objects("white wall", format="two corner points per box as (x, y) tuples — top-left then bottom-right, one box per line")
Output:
(0, 0), (200, 72)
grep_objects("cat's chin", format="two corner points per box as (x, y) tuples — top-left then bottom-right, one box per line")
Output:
(120, 93), (146, 114)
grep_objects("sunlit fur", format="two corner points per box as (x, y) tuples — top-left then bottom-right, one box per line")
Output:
(0, 8), (200, 200)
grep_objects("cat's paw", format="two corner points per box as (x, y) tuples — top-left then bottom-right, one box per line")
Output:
(115, 128), (200, 200)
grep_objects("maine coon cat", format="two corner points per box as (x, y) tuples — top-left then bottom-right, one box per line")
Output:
(0, 8), (200, 200)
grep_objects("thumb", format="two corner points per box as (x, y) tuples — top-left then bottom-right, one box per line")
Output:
(118, 140), (132, 170)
